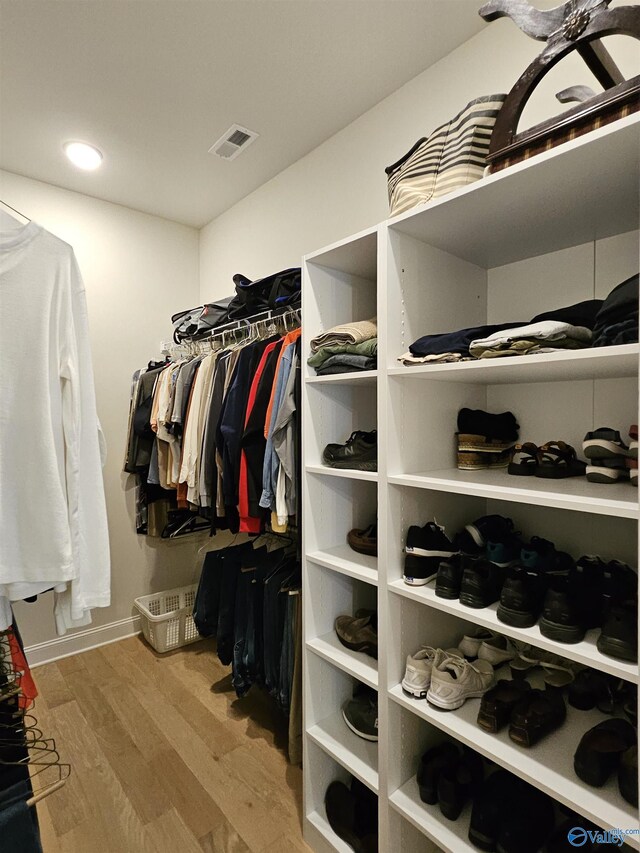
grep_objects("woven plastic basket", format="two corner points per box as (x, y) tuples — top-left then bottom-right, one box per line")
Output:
(134, 584), (201, 653)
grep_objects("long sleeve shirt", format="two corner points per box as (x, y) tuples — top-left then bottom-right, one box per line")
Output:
(0, 222), (110, 634)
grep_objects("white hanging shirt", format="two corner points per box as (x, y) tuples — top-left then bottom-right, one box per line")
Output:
(0, 222), (110, 633)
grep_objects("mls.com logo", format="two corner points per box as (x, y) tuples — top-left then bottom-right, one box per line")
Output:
(568, 826), (625, 847)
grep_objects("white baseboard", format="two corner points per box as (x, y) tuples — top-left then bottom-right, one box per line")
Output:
(25, 615), (141, 668)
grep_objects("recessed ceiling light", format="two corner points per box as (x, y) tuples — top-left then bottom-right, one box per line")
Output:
(64, 141), (103, 171)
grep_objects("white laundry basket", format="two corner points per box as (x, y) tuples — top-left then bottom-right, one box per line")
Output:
(134, 584), (201, 653)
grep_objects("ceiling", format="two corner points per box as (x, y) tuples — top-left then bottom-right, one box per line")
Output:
(0, 1), (485, 228)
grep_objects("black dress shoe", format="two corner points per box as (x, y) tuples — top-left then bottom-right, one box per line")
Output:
(508, 688), (566, 747)
(416, 741), (459, 805)
(496, 783), (554, 853)
(468, 769), (516, 851)
(574, 718), (636, 788)
(619, 744), (638, 807)
(436, 747), (483, 821)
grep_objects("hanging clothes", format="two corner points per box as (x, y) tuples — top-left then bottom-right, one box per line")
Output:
(0, 222), (110, 635)
(123, 314), (301, 538)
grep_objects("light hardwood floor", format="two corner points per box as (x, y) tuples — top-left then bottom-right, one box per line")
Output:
(32, 636), (311, 853)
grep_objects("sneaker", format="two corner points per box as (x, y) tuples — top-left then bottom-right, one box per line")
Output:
(457, 408), (519, 443)
(435, 554), (466, 599)
(598, 602), (638, 663)
(342, 696), (378, 741)
(458, 629), (498, 660)
(519, 536), (557, 572)
(428, 657), (494, 710)
(402, 646), (462, 698)
(347, 523), (377, 557)
(322, 430), (377, 471)
(583, 427), (630, 459)
(459, 559), (504, 609)
(539, 556), (604, 644)
(403, 555), (441, 586)
(405, 520), (457, 559)
(455, 514), (514, 556)
(602, 560), (637, 611)
(586, 457), (630, 483)
(335, 613), (378, 659)
(497, 566), (548, 628)
(476, 635), (521, 667)
(486, 533), (523, 567)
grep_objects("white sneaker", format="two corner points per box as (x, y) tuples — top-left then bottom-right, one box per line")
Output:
(402, 647), (462, 698)
(458, 629), (497, 659)
(476, 635), (522, 667)
(427, 657), (494, 710)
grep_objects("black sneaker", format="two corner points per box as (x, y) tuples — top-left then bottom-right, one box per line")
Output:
(602, 560), (637, 611)
(598, 602), (638, 663)
(322, 430), (377, 471)
(435, 555), (467, 599)
(520, 536), (557, 572)
(497, 566), (547, 628)
(455, 515), (514, 556)
(485, 533), (523, 568)
(539, 556), (604, 644)
(342, 695), (378, 742)
(405, 520), (457, 558)
(459, 559), (504, 609)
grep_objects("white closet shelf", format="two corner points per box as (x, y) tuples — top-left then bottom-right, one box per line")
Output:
(307, 711), (379, 794)
(306, 371), (378, 386)
(387, 345), (640, 385)
(388, 469), (639, 519)
(306, 632), (379, 689)
(388, 580), (639, 684)
(304, 226), (378, 281)
(306, 465), (379, 483)
(387, 114), (640, 268)
(306, 811), (354, 853)
(390, 780), (475, 853)
(307, 545), (378, 586)
(389, 685), (639, 844)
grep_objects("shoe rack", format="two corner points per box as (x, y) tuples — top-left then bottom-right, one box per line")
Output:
(302, 114), (640, 853)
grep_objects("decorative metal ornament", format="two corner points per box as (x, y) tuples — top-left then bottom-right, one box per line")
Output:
(562, 8), (590, 40)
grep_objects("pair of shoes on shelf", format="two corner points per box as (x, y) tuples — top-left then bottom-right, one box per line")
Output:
(324, 775), (378, 853)
(456, 407), (519, 470)
(574, 718), (637, 806)
(478, 676), (567, 746)
(417, 741), (483, 820)
(568, 670), (637, 721)
(335, 609), (378, 659)
(584, 425), (637, 484)
(509, 440), (586, 478)
(322, 430), (377, 471)
(347, 522), (377, 556)
(469, 770), (555, 852)
(342, 686), (378, 742)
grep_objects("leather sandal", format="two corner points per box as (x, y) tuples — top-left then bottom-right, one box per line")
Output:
(507, 442), (539, 476)
(535, 441), (586, 479)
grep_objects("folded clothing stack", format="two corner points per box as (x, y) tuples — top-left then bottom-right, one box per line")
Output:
(592, 274), (639, 347)
(400, 294), (618, 364)
(457, 408), (519, 470)
(308, 318), (377, 375)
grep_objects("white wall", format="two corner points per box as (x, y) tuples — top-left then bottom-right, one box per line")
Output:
(0, 170), (202, 647)
(199, 18), (639, 296)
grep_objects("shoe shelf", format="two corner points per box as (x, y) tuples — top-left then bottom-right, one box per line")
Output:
(387, 344), (640, 385)
(306, 464), (379, 483)
(306, 811), (354, 853)
(388, 579), (639, 685)
(388, 469), (639, 520)
(386, 113), (639, 268)
(307, 632), (378, 690)
(305, 370), (378, 386)
(389, 780), (475, 853)
(388, 684), (639, 845)
(307, 545), (378, 586)
(307, 710), (379, 794)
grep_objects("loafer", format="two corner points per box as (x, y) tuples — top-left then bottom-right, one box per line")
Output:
(347, 523), (377, 557)
(477, 678), (531, 733)
(508, 688), (566, 747)
(335, 613), (378, 659)
(574, 718), (636, 788)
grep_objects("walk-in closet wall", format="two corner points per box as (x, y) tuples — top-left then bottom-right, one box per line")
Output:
(0, 169), (201, 649)
(198, 19), (640, 296)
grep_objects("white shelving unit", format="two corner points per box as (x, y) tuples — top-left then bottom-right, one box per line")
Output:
(303, 116), (640, 853)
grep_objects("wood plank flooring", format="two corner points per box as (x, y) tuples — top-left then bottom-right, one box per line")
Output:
(32, 636), (311, 853)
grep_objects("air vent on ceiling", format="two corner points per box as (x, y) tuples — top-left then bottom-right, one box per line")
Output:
(208, 124), (259, 161)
